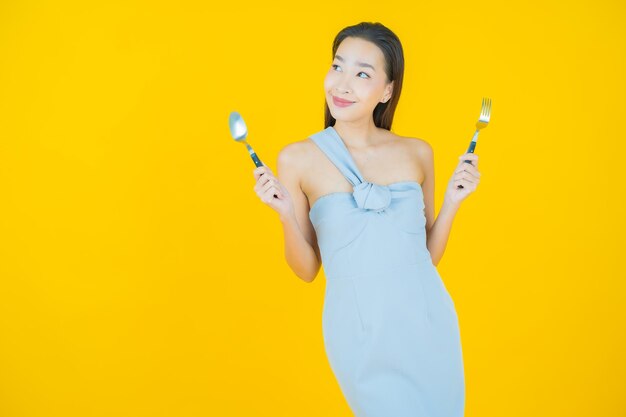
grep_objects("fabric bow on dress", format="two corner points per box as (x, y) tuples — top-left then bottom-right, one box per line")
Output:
(352, 181), (392, 212)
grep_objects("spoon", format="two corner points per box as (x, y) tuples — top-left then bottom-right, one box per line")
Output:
(228, 111), (277, 198)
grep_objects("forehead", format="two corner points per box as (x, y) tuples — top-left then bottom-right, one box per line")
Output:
(335, 37), (384, 68)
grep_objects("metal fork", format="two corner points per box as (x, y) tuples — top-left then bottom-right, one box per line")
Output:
(458, 97), (491, 189)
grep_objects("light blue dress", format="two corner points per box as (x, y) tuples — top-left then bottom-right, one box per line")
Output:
(308, 126), (465, 417)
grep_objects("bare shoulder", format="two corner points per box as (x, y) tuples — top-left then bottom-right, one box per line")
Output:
(391, 132), (433, 160)
(277, 137), (317, 167)
(276, 137), (318, 184)
(383, 131), (434, 183)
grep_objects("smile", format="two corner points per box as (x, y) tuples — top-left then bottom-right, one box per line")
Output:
(332, 95), (355, 107)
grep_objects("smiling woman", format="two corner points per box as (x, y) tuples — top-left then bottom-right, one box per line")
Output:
(324, 23), (404, 130)
(253, 21), (480, 417)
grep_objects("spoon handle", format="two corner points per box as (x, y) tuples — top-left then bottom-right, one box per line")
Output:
(251, 150), (263, 168)
(250, 151), (278, 198)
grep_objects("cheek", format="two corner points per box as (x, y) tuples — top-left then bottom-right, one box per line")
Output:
(323, 72), (335, 91)
(323, 76), (330, 91)
(361, 83), (380, 97)
(356, 85), (384, 105)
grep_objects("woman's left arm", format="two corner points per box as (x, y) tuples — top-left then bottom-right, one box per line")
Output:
(418, 142), (481, 266)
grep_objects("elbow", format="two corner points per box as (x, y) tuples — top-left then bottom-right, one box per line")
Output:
(298, 272), (317, 284)
(428, 250), (446, 267)
(300, 275), (316, 283)
(285, 251), (321, 283)
(301, 262), (321, 283)
(428, 248), (439, 267)
(288, 261), (320, 283)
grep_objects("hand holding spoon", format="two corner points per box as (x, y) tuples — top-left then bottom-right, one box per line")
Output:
(228, 111), (277, 198)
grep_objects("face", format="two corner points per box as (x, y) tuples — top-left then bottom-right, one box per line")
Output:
(324, 36), (394, 122)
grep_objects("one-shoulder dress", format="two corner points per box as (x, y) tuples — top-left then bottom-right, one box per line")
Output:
(308, 126), (465, 417)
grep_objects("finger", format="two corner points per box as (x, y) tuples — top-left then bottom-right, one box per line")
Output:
(454, 165), (468, 174)
(458, 153), (479, 167)
(455, 160), (473, 171)
(456, 159), (477, 171)
(459, 153), (478, 162)
(262, 166), (274, 176)
(454, 170), (477, 184)
(455, 178), (473, 190)
(253, 166), (273, 180)
(454, 163), (479, 177)
(460, 175), (479, 189)
(253, 166), (266, 180)
(454, 178), (466, 188)
(270, 181), (286, 199)
(461, 162), (481, 178)
(254, 173), (269, 191)
(261, 176), (279, 194)
(261, 186), (280, 203)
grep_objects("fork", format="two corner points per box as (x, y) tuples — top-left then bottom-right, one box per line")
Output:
(458, 97), (491, 189)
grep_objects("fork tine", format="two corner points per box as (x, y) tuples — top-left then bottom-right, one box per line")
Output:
(480, 97), (491, 121)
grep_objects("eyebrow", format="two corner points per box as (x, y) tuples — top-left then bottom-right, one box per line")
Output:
(334, 55), (376, 72)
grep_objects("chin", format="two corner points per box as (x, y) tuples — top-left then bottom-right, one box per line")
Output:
(330, 110), (364, 124)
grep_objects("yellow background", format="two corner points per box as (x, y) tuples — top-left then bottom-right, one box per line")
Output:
(1, 1), (624, 416)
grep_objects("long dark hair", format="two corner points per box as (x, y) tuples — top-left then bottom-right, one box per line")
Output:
(324, 22), (405, 131)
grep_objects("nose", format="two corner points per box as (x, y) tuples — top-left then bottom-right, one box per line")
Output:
(333, 72), (352, 95)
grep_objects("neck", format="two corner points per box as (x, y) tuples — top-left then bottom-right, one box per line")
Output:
(332, 117), (380, 149)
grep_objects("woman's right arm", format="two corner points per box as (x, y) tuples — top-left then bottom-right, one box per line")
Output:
(253, 142), (321, 283)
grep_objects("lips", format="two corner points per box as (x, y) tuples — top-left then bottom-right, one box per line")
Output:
(332, 95), (355, 107)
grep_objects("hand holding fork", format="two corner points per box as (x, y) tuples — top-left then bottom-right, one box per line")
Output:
(457, 98), (491, 189)
(444, 98), (491, 207)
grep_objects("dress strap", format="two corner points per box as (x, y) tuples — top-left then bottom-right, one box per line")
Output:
(309, 126), (363, 187)
(308, 126), (392, 212)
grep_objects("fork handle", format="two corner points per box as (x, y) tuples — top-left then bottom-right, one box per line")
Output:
(458, 131), (478, 188)
(464, 139), (476, 164)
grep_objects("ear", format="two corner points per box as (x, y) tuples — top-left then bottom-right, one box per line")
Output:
(382, 80), (394, 103)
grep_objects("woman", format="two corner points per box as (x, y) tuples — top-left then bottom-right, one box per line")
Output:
(253, 22), (480, 417)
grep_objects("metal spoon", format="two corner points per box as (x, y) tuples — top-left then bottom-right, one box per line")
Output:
(228, 111), (277, 198)
(229, 111), (264, 167)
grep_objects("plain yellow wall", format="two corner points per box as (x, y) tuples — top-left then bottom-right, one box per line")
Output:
(1, 1), (624, 416)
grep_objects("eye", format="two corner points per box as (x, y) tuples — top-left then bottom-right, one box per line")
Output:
(332, 64), (370, 79)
